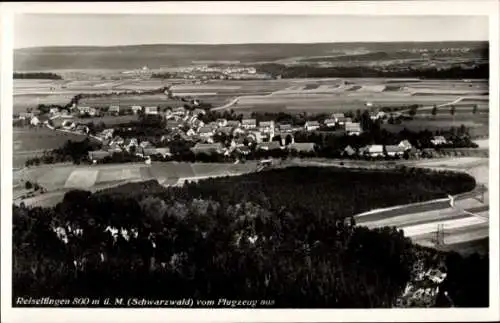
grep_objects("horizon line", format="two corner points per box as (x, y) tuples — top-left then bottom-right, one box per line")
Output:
(15, 40), (490, 50)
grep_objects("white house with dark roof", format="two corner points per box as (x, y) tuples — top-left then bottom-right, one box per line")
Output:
(226, 120), (241, 128)
(278, 124), (293, 133)
(257, 141), (282, 151)
(304, 121), (320, 132)
(109, 105), (120, 115)
(323, 119), (337, 127)
(241, 119), (257, 129)
(144, 106), (159, 115)
(362, 145), (384, 157)
(345, 122), (362, 136)
(385, 145), (406, 157)
(431, 136), (447, 146)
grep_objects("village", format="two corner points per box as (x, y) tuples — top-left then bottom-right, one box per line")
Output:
(15, 100), (471, 166)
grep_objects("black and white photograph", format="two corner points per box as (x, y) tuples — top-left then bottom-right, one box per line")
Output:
(1, 1), (499, 322)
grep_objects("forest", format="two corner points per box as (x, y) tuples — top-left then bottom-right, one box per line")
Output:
(255, 63), (489, 79)
(13, 72), (62, 80)
(12, 166), (487, 308)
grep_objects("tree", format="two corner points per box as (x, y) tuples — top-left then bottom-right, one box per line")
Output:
(450, 105), (456, 116)
(408, 106), (418, 117)
(25, 181), (33, 190)
(431, 106), (437, 116)
(472, 105), (478, 114)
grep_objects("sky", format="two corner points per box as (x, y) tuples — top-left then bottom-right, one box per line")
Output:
(14, 14), (489, 49)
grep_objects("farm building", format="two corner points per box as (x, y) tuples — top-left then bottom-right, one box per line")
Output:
(337, 117), (352, 126)
(226, 120), (241, 128)
(30, 116), (40, 127)
(193, 108), (206, 116)
(88, 150), (111, 163)
(323, 119), (336, 127)
(173, 107), (186, 116)
(398, 140), (413, 151)
(361, 145), (384, 157)
(304, 121), (320, 132)
(109, 105), (120, 115)
(216, 118), (228, 127)
(289, 142), (316, 153)
(259, 120), (275, 132)
(278, 124), (293, 133)
(345, 122), (362, 136)
(241, 119), (257, 129)
(431, 136), (447, 146)
(49, 107), (60, 115)
(199, 126), (215, 137)
(131, 106), (142, 114)
(216, 126), (234, 136)
(332, 113), (345, 121)
(257, 141), (282, 151)
(110, 136), (125, 145)
(78, 106), (97, 116)
(236, 146), (251, 155)
(191, 143), (225, 155)
(166, 120), (183, 129)
(247, 131), (263, 144)
(343, 145), (356, 157)
(370, 111), (386, 120)
(385, 145), (406, 157)
(144, 106), (159, 115)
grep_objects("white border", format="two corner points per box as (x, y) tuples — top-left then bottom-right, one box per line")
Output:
(1, 2), (499, 322)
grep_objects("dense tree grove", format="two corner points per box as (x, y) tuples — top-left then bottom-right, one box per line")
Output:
(12, 166), (482, 307)
(256, 64), (489, 79)
(14, 72), (62, 80)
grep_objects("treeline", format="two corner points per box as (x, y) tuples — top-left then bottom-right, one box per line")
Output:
(25, 139), (101, 167)
(12, 166), (482, 307)
(14, 72), (62, 80)
(256, 63), (489, 79)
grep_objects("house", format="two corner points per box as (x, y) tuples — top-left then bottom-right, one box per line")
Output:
(154, 147), (172, 158)
(398, 140), (413, 151)
(370, 111), (386, 120)
(217, 126), (234, 136)
(345, 122), (362, 136)
(173, 106), (186, 116)
(337, 117), (352, 125)
(226, 120), (241, 128)
(259, 120), (275, 132)
(289, 142), (316, 153)
(78, 106), (97, 116)
(166, 120), (183, 129)
(385, 145), (406, 157)
(88, 150), (111, 163)
(139, 141), (154, 149)
(236, 146), (251, 155)
(100, 128), (114, 140)
(131, 106), (142, 114)
(198, 126), (215, 139)
(241, 119), (257, 129)
(278, 124), (293, 133)
(257, 141), (282, 151)
(144, 106), (159, 115)
(19, 112), (34, 120)
(186, 128), (197, 136)
(49, 107), (60, 115)
(332, 113), (345, 123)
(304, 121), (320, 132)
(193, 108), (206, 116)
(247, 131), (263, 144)
(216, 118), (228, 127)
(75, 124), (89, 134)
(110, 136), (124, 146)
(343, 145), (356, 157)
(191, 143), (225, 155)
(323, 119), (337, 127)
(109, 105), (120, 115)
(30, 116), (40, 126)
(431, 136), (447, 146)
(362, 145), (384, 157)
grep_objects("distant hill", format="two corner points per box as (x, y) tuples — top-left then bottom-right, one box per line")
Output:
(14, 41), (488, 71)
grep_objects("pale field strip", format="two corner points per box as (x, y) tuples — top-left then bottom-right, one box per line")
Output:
(400, 215), (488, 237)
(172, 92), (218, 96)
(64, 169), (99, 188)
(95, 167), (142, 183)
(411, 222), (489, 247)
(360, 201), (487, 229)
(171, 84), (242, 91)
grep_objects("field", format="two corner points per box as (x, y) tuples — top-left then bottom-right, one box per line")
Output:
(13, 161), (260, 207)
(13, 128), (90, 169)
(13, 79), (172, 114)
(355, 157), (489, 255)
